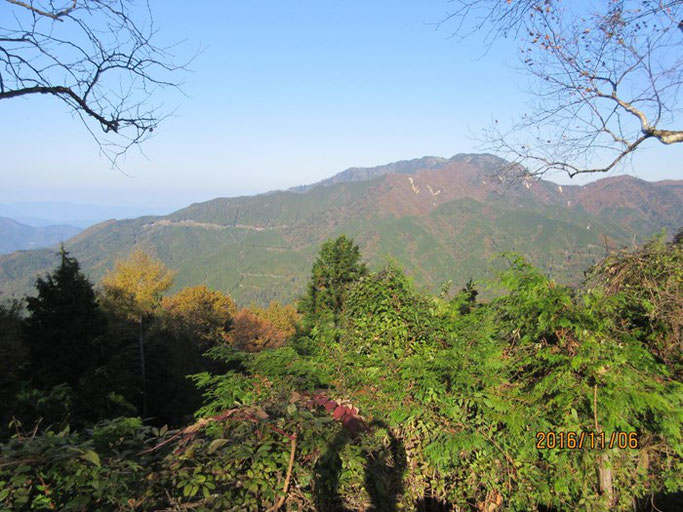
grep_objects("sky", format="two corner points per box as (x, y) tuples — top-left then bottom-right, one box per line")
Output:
(1, 0), (681, 221)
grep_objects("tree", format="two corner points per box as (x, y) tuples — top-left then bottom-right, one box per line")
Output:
(228, 301), (300, 352)
(442, 0), (683, 177)
(101, 248), (175, 415)
(0, 299), (25, 384)
(24, 246), (105, 389)
(0, 0), (189, 164)
(300, 235), (367, 326)
(162, 285), (236, 349)
(0, 298), (27, 428)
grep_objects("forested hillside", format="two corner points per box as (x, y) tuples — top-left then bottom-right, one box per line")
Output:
(1, 233), (680, 511)
(1, 154), (680, 305)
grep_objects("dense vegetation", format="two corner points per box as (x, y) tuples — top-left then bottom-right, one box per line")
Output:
(0, 233), (681, 511)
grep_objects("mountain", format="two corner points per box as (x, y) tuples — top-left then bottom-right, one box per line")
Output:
(0, 154), (680, 304)
(0, 202), (172, 228)
(0, 217), (81, 255)
(289, 155), (455, 192)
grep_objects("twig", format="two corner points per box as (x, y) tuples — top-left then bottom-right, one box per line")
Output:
(593, 384), (601, 432)
(267, 432), (297, 512)
(0, 458), (40, 469)
(6, 0), (77, 21)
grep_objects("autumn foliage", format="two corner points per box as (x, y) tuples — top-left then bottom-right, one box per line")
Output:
(228, 302), (299, 352)
(162, 285), (237, 347)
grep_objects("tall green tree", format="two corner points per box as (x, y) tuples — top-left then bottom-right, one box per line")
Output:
(24, 246), (105, 390)
(300, 235), (367, 326)
(0, 298), (26, 429)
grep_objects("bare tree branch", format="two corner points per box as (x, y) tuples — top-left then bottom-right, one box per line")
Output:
(0, 0), (192, 166)
(6, 0), (78, 21)
(440, 0), (683, 178)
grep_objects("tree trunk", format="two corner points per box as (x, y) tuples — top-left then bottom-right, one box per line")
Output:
(598, 453), (614, 507)
(594, 384), (614, 507)
(139, 317), (147, 417)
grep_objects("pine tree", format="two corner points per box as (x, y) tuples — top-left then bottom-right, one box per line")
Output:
(24, 246), (105, 389)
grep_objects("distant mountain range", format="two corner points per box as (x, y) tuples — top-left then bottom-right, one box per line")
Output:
(0, 217), (81, 255)
(0, 202), (172, 228)
(0, 153), (680, 305)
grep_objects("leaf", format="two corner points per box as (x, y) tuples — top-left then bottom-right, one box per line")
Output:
(80, 450), (101, 467)
(207, 438), (229, 454)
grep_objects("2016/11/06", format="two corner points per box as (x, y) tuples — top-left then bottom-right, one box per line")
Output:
(536, 431), (639, 450)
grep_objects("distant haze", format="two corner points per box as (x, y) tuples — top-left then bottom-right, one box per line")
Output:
(0, 201), (184, 228)
(1, 2), (681, 212)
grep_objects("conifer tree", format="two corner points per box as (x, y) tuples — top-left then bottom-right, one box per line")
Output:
(0, 299), (26, 427)
(300, 235), (367, 326)
(24, 246), (104, 390)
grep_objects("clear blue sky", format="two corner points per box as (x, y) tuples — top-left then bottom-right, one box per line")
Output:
(1, 0), (681, 215)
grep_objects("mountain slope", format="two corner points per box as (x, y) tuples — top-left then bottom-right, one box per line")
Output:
(0, 217), (81, 255)
(1, 155), (680, 304)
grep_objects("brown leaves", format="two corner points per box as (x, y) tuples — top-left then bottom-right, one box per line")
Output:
(228, 302), (299, 352)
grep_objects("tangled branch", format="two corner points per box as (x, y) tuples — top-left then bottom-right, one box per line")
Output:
(441, 1), (683, 178)
(1, 0), (191, 165)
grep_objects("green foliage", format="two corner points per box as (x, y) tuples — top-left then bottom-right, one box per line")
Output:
(342, 262), (438, 358)
(299, 234), (367, 326)
(7, 248), (122, 430)
(1, 234), (681, 511)
(0, 299), (26, 426)
(24, 247), (105, 390)
(0, 418), (167, 511)
(586, 231), (683, 377)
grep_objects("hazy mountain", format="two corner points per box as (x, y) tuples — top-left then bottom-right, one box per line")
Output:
(0, 154), (680, 304)
(0, 202), (169, 228)
(0, 217), (81, 255)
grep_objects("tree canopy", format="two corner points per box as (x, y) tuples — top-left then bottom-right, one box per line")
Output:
(24, 246), (105, 389)
(300, 234), (367, 326)
(101, 248), (176, 322)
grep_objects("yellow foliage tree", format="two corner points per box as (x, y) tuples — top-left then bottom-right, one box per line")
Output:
(162, 285), (236, 347)
(100, 248), (176, 415)
(101, 248), (176, 322)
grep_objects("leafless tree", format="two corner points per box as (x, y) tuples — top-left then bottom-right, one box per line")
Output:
(0, 0), (189, 165)
(441, 0), (683, 178)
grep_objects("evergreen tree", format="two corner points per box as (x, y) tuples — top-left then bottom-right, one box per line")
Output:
(300, 235), (367, 326)
(24, 246), (105, 390)
(0, 299), (26, 430)
(453, 277), (478, 315)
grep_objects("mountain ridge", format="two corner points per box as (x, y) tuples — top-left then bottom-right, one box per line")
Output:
(1, 154), (680, 305)
(0, 217), (82, 255)
(288, 153), (508, 193)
